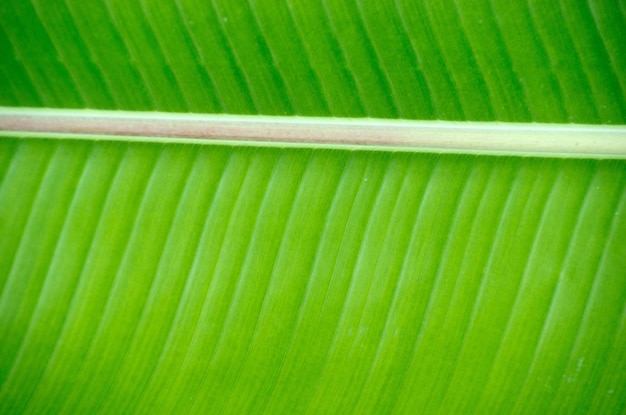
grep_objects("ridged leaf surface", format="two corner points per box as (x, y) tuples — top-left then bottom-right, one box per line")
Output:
(0, 137), (625, 413)
(1, 0), (626, 413)
(1, 0), (625, 122)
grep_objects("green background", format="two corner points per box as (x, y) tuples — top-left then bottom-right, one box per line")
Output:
(1, 0), (625, 122)
(1, 0), (626, 413)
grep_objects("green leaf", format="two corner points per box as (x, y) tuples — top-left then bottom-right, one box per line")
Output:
(0, 136), (625, 413)
(1, 0), (625, 122)
(1, 0), (626, 414)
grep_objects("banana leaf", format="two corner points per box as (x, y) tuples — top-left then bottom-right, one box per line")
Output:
(1, 0), (625, 413)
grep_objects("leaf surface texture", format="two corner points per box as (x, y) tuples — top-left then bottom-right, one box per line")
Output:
(0, 138), (625, 413)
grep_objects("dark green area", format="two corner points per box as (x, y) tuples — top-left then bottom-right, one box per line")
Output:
(1, 0), (625, 122)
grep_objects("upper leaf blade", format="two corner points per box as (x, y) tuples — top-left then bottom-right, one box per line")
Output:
(1, 0), (625, 122)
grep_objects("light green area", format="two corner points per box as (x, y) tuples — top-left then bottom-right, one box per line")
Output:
(0, 137), (625, 414)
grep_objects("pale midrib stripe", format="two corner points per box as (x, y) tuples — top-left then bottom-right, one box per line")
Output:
(1, 108), (625, 158)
